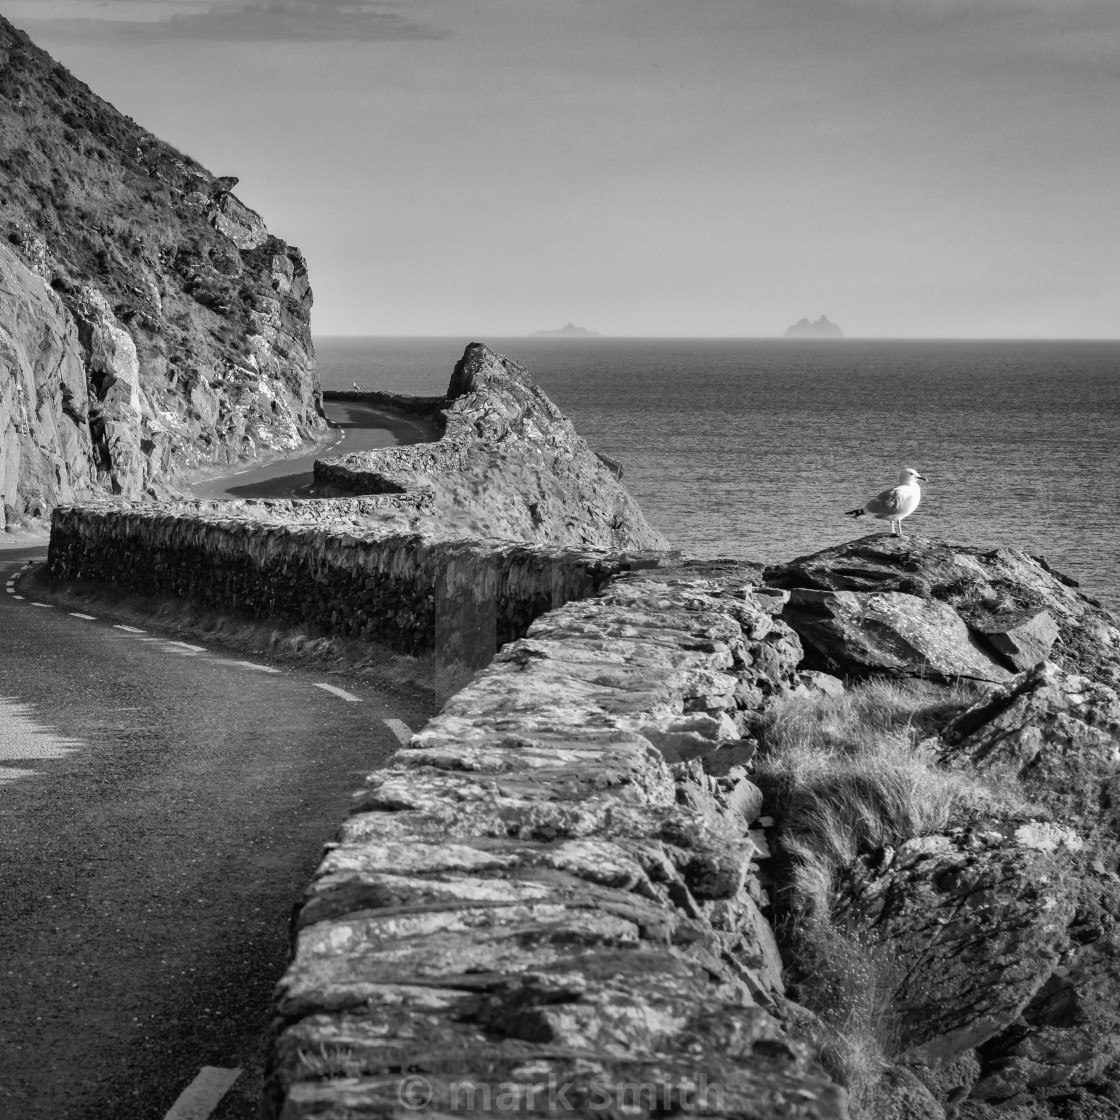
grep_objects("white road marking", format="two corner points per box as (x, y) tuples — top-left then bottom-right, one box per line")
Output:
(163, 1066), (242, 1120)
(11, 595), (24, 601)
(225, 660), (281, 674)
(384, 718), (414, 745)
(113, 624), (146, 633)
(313, 683), (362, 703)
(29, 602), (52, 609)
(69, 612), (97, 620)
(165, 641), (207, 653)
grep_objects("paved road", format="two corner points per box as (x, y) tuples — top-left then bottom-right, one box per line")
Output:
(0, 549), (432, 1119)
(189, 401), (439, 501)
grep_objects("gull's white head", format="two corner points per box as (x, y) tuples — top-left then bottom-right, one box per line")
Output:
(898, 467), (927, 484)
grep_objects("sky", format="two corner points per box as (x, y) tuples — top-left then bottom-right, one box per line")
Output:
(6, 0), (1119, 338)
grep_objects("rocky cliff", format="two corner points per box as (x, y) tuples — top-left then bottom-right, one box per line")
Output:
(0, 15), (322, 530)
(315, 342), (668, 551)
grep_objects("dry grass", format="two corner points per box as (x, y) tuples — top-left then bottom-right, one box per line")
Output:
(753, 678), (1006, 1114)
(754, 679), (992, 921)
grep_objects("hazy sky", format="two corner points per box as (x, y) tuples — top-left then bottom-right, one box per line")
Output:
(7, 0), (1119, 337)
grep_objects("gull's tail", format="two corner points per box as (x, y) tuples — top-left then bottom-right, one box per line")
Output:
(845, 507), (865, 519)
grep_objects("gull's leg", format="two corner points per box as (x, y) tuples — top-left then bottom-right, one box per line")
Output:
(898, 518), (906, 537)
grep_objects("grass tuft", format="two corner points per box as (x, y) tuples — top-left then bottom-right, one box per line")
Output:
(754, 678), (991, 920)
(753, 678), (1005, 1115)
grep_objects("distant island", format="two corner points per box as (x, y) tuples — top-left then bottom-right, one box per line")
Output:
(531, 323), (600, 337)
(784, 315), (844, 338)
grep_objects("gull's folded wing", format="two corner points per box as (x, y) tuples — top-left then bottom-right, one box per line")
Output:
(865, 486), (904, 516)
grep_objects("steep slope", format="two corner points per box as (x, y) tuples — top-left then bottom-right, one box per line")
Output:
(0, 15), (323, 529)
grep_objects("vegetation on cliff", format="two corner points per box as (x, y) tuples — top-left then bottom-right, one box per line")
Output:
(0, 14), (322, 528)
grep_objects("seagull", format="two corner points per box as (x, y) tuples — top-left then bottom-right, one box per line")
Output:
(352, 381), (361, 391)
(846, 468), (926, 536)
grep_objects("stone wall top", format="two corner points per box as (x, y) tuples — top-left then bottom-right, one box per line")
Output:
(265, 564), (846, 1119)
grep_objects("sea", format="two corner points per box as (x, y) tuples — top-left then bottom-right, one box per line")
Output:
(316, 337), (1120, 612)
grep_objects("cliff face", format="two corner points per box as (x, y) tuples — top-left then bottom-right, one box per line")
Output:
(0, 15), (322, 529)
(0, 242), (94, 522)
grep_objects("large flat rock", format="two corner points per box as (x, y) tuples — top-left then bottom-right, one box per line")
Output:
(765, 535), (1120, 688)
(782, 587), (1012, 683)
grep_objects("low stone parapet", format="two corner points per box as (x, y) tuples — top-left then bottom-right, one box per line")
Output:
(46, 502), (664, 658)
(322, 387), (450, 423)
(265, 566), (847, 1119)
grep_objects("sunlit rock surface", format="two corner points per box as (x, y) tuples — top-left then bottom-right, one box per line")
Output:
(0, 15), (322, 529)
(315, 342), (668, 551)
(265, 565), (849, 1119)
(765, 535), (1120, 688)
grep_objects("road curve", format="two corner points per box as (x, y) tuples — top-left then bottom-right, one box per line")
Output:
(0, 549), (432, 1119)
(189, 400), (440, 501)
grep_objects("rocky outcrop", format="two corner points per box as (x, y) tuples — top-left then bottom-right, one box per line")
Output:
(781, 587), (1013, 683)
(266, 565), (846, 1119)
(0, 15), (323, 529)
(314, 343), (667, 551)
(940, 662), (1120, 834)
(531, 322), (599, 336)
(749, 537), (1120, 1116)
(765, 536), (1120, 688)
(784, 316), (844, 338)
(834, 826), (1084, 1067)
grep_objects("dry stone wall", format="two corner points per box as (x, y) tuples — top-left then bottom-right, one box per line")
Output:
(265, 565), (847, 1120)
(46, 502), (662, 657)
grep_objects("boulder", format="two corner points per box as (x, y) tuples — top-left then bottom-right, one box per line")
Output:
(978, 610), (1060, 672)
(782, 587), (1012, 683)
(833, 828), (1082, 1066)
(940, 662), (1120, 835)
(765, 535), (1120, 688)
(792, 670), (846, 698)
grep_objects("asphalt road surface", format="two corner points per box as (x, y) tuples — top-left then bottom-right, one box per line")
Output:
(189, 401), (439, 501)
(0, 548), (432, 1119)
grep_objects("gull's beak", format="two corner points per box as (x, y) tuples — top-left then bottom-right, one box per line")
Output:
(917, 474), (927, 481)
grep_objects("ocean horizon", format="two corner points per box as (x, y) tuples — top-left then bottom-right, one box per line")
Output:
(317, 336), (1120, 611)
